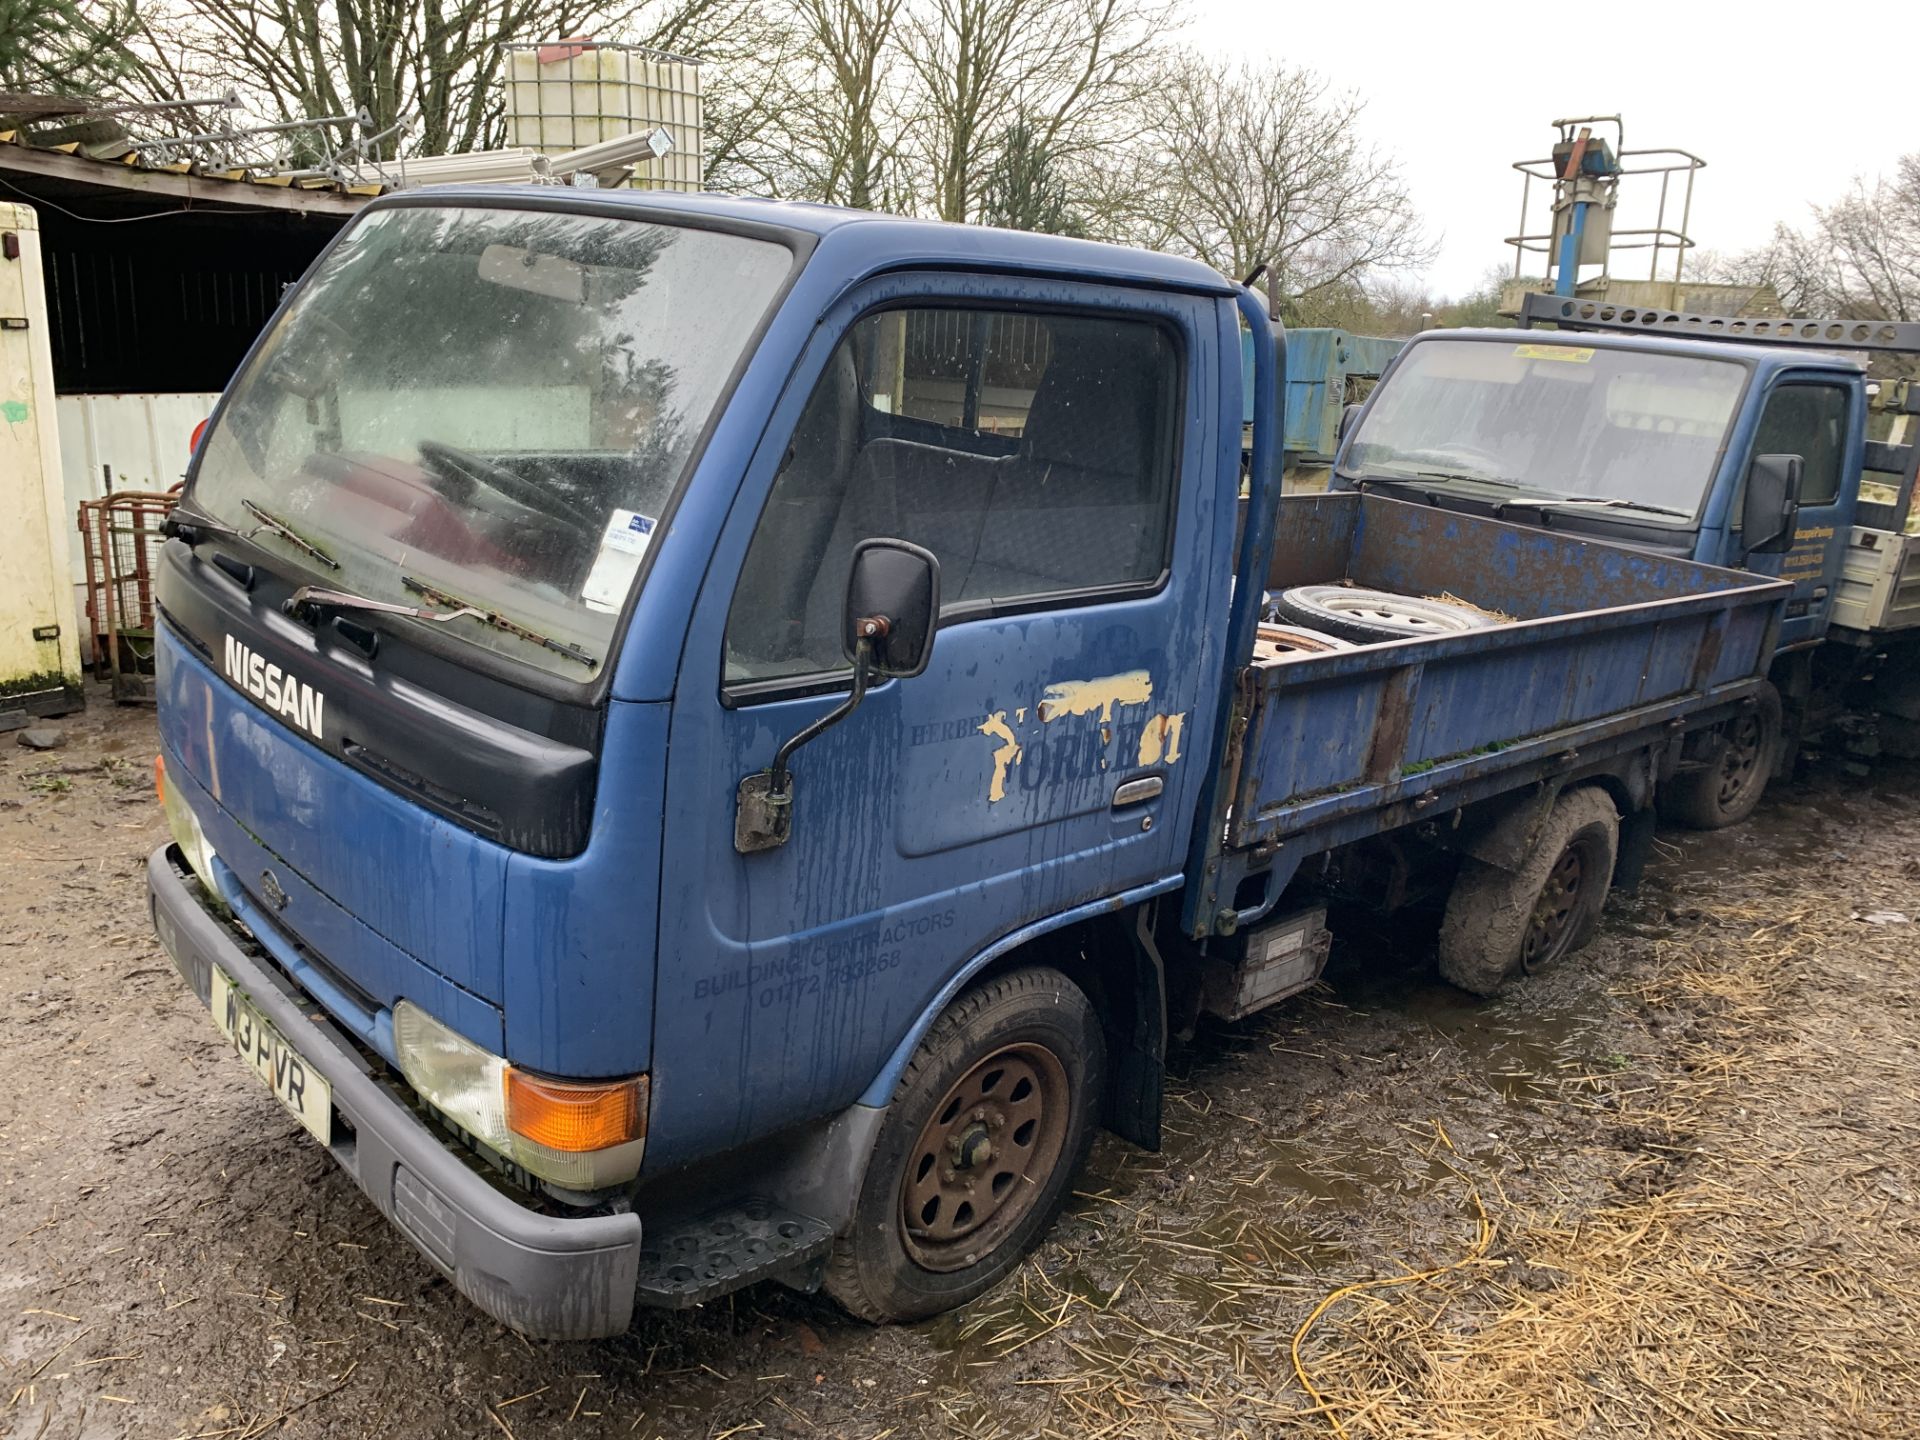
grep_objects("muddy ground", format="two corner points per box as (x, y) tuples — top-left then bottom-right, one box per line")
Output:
(2, 690), (1917, 1440)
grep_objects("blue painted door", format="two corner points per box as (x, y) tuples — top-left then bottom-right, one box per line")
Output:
(646, 275), (1236, 1168)
(1741, 370), (1862, 647)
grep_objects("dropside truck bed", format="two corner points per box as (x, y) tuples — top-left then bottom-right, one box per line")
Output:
(1833, 525), (1920, 637)
(1186, 494), (1788, 937)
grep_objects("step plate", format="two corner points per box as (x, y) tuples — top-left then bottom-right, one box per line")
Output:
(635, 1199), (834, 1310)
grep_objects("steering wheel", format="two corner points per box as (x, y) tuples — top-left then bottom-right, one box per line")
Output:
(416, 439), (600, 538)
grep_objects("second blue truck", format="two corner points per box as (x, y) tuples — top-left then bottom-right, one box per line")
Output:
(1335, 295), (1920, 824)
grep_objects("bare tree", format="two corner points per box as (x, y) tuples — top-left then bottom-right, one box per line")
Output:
(120, 0), (773, 159)
(1108, 56), (1430, 315)
(1810, 157), (1920, 320)
(667, 1), (805, 193)
(980, 112), (1082, 233)
(1704, 156), (1920, 321)
(715, 0), (909, 207)
(1695, 228), (1834, 317)
(904, 0), (1172, 224)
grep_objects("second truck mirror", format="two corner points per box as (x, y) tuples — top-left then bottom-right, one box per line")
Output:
(1338, 402), (1365, 444)
(1742, 453), (1803, 555)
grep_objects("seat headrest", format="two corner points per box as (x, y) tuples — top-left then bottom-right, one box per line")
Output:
(1019, 319), (1167, 478)
(781, 343), (860, 497)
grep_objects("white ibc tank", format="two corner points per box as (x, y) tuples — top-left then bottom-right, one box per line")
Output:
(505, 41), (703, 192)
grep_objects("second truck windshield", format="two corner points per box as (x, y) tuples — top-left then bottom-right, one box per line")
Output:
(1341, 336), (1747, 519)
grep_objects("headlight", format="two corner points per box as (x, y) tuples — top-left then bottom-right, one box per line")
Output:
(157, 755), (220, 897)
(393, 1001), (647, 1191)
(393, 999), (511, 1151)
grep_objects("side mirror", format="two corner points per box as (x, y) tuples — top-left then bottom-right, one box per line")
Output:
(736, 537), (942, 854)
(844, 538), (939, 678)
(1338, 402), (1365, 444)
(1742, 453), (1803, 555)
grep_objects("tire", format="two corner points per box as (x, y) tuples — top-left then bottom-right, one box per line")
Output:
(1273, 585), (1496, 644)
(1658, 686), (1781, 831)
(1255, 623), (1356, 660)
(823, 967), (1104, 1323)
(1437, 787), (1619, 998)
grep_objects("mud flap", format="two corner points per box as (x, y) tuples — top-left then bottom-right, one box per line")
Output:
(1612, 805), (1657, 893)
(1101, 909), (1167, 1153)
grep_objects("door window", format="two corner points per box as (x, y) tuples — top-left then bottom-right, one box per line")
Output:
(1751, 383), (1849, 506)
(724, 307), (1181, 686)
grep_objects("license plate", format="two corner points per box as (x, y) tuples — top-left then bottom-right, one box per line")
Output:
(211, 966), (333, 1146)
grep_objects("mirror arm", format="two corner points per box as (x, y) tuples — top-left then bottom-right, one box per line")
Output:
(735, 631), (883, 856)
(768, 631), (877, 796)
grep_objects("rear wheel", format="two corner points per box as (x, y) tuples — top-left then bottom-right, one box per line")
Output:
(823, 967), (1103, 1323)
(1438, 787), (1619, 997)
(1659, 686), (1781, 830)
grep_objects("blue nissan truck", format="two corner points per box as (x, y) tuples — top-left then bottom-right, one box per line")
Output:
(149, 190), (1787, 1339)
(1332, 296), (1920, 825)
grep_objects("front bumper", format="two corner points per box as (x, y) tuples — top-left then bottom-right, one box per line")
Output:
(148, 845), (644, 1341)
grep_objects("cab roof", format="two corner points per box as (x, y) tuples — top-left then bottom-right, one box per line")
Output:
(371, 186), (1239, 299)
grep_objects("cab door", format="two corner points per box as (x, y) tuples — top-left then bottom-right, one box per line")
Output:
(1741, 372), (1863, 648)
(647, 274), (1235, 1168)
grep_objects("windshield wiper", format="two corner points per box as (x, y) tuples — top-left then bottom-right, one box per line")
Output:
(1411, 469), (1520, 488)
(163, 501), (341, 571)
(1536, 495), (1693, 520)
(284, 581), (599, 670)
(240, 500), (341, 570)
(404, 578), (599, 668)
(1366, 474), (1692, 521)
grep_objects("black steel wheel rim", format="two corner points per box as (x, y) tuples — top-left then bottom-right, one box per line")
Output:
(1523, 843), (1588, 971)
(899, 1042), (1071, 1273)
(1716, 714), (1765, 808)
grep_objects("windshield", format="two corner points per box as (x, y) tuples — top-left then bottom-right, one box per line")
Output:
(1342, 338), (1748, 520)
(190, 204), (791, 678)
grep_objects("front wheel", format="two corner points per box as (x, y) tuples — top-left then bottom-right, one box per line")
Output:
(823, 967), (1103, 1323)
(1659, 686), (1782, 830)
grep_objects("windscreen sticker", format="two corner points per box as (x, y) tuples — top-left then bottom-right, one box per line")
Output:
(581, 509), (656, 613)
(1513, 344), (1594, 363)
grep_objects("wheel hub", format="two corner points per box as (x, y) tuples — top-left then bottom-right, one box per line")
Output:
(1523, 844), (1586, 971)
(1717, 715), (1764, 806)
(899, 1042), (1070, 1272)
(950, 1122), (995, 1169)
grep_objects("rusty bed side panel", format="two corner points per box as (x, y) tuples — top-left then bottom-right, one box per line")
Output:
(1231, 493), (1788, 850)
(1327, 492), (1751, 615)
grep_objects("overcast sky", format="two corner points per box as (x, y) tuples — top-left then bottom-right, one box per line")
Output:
(1184, 0), (1916, 299)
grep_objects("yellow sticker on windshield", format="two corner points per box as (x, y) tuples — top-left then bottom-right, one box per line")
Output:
(1513, 344), (1594, 362)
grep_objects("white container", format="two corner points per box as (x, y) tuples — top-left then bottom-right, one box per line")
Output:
(0, 203), (85, 712)
(505, 42), (703, 192)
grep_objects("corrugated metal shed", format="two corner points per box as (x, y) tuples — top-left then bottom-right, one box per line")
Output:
(0, 125), (368, 393)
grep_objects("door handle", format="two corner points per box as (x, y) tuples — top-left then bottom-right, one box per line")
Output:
(1112, 776), (1163, 808)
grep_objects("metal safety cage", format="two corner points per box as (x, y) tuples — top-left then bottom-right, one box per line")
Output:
(77, 491), (179, 701)
(1505, 116), (1707, 294)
